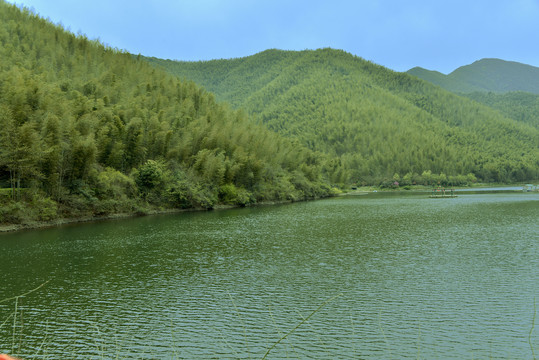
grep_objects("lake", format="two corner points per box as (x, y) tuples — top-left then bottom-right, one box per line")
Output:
(1, 191), (538, 359)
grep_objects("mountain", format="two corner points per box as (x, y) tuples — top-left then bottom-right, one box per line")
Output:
(407, 58), (539, 94)
(463, 91), (539, 130)
(406, 67), (482, 93)
(0, 2), (335, 226)
(408, 59), (539, 130)
(147, 49), (539, 185)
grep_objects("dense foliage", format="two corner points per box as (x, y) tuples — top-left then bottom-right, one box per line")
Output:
(464, 91), (539, 130)
(148, 49), (539, 185)
(408, 58), (539, 94)
(0, 2), (336, 225)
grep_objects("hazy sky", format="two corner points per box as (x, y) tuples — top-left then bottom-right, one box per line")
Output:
(8, 0), (539, 73)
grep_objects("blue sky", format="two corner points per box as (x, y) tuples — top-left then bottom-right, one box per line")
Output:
(8, 0), (539, 73)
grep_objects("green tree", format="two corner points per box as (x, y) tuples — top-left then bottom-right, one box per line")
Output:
(0, 106), (41, 200)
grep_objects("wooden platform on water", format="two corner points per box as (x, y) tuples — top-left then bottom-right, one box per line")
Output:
(430, 188), (457, 198)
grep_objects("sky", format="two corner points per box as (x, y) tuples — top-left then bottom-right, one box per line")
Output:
(7, 0), (539, 74)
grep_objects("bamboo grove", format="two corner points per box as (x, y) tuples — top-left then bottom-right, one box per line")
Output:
(148, 49), (539, 186)
(0, 2), (335, 224)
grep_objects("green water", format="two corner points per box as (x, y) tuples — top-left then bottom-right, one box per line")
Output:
(1, 192), (538, 359)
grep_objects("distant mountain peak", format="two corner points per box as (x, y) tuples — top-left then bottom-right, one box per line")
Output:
(408, 58), (539, 94)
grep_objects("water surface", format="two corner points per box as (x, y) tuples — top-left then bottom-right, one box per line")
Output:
(1, 192), (538, 359)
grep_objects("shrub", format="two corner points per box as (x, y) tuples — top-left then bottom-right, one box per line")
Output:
(0, 201), (25, 224)
(31, 196), (58, 221)
(219, 183), (253, 206)
(167, 178), (217, 209)
(134, 160), (171, 203)
(166, 179), (193, 209)
(96, 167), (137, 200)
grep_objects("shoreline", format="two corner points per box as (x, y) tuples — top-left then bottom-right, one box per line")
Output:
(0, 200), (299, 235)
(0, 184), (532, 234)
(0, 208), (185, 234)
(0, 205), (243, 234)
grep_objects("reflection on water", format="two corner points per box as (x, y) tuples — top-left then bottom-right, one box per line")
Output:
(1, 192), (538, 359)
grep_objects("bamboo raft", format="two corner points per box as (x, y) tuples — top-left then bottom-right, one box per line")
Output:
(429, 188), (457, 198)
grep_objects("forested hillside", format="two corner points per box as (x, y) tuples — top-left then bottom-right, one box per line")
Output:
(463, 91), (539, 130)
(148, 49), (539, 185)
(407, 67), (482, 93)
(0, 2), (336, 226)
(408, 58), (539, 94)
(409, 58), (539, 132)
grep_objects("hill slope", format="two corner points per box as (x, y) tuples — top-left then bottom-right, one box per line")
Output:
(148, 49), (539, 185)
(407, 58), (539, 94)
(464, 91), (539, 130)
(407, 67), (482, 93)
(0, 2), (335, 226)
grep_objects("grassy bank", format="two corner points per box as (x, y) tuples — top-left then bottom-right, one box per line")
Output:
(0, 193), (336, 234)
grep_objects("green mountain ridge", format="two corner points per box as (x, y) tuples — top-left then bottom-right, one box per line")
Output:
(407, 58), (539, 94)
(0, 2), (335, 226)
(408, 58), (539, 131)
(464, 91), (539, 129)
(146, 49), (539, 184)
(407, 67), (483, 93)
